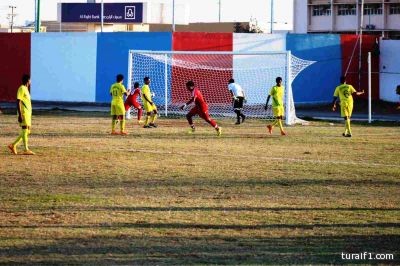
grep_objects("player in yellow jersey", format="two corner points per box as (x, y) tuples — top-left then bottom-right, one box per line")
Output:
(110, 74), (129, 135)
(8, 74), (35, 155)
(332, 76), (364, 137)
(141, 77), (158, 128)
(265, 77), (286, 136)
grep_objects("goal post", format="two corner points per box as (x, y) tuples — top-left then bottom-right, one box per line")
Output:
(128, 50), (315, 125)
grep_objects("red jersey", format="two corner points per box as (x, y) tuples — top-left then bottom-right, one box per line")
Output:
(125, 88), (141, 105)
(191, 87), (208, 111)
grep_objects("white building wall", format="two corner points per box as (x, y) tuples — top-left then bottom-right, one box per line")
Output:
(335, 15), (357, 31)
(309, 16), (331, 31)
(387, 14), (400, 29)
(294, 0), (308, 33)
(380, 40), (400, 102)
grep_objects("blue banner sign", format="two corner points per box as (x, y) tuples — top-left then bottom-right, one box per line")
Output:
(61, 3), (143, 23)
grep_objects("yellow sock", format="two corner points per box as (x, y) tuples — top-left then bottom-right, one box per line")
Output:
(112, 118), (116, 131)
(12, 130), (23, 147)
(345, 119), (351, 135)
(150, 113), (157, 124)
(277, 119), (284, 132)
(120, 119), (126, 132)
(144, 116), (150, 126)
(271, 119), (279, 128)
(22, 129), (29, 151)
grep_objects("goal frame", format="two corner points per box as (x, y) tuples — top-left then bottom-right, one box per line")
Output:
(128, 50), (295, 125)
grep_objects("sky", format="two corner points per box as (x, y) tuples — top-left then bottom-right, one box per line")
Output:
(0, 0), (293, 32)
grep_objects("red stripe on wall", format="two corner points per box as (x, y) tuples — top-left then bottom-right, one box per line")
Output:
(0, 33), (31, 102)
(171, 32), (233, 105)
(341, 34), (379, 100)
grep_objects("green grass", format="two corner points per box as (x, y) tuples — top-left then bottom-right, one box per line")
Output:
(0, 112), (399, 264)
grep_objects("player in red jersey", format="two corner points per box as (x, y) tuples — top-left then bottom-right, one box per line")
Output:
(180, 80), (222, 136)
(124, 82), (143, 123)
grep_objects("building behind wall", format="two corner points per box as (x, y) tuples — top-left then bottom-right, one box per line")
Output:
(294, 0), (400, 39)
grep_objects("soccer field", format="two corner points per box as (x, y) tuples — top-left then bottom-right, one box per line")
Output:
(0, 112), (399, 264)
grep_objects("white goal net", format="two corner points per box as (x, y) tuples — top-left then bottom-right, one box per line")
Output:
(128, 50), (315, 125)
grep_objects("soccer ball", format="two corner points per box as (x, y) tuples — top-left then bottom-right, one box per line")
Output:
(151, 92), (156, 97)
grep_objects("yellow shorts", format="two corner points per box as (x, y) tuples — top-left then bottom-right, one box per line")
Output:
(143, 102), (157, 113)
(111, 102), (125, 116)
(341, 104), (353, 118)
(19, 114), (31, 127)
(272, 106), (284, 117)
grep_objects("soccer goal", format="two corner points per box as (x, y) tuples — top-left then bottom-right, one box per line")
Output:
(128, 50), (315, 125)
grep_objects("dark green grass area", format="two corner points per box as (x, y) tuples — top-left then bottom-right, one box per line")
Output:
(0, 112), (399, 264)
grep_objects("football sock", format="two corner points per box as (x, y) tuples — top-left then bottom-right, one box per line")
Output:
(150, 113), (157, 124)
(271, 119), (279, 128)
(144, 116), (150, 126)
(137, 108), (143, 121)
(112, 118), (117, 131)
(345, 119), (351, 135)
(22, 129), (29, 151)
(12, 130), (23, 147)
(278, 119), (284, 132)
(120, 119), (126, 132)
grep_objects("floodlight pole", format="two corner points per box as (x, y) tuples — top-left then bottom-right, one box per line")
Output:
(172, 0), (175, 32)
(35, 0), (41, 32)
(358, 0), (364, 91)
(368, 52), (372, 123)
(270, 0), (273, 34)
(101, 0), (104, 32)
(9, 6), (16, 33)
(218, 0), (221, 23)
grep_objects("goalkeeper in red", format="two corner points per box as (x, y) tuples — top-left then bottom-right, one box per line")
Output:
(265, 77), (286, 136)
(180, 80), (222, 136)
(332, 76), (364, 137)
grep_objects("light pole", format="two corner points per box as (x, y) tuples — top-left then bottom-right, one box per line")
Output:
(270, 0), (273, 34)
(8, 6), (16, 33)
(35, 0), (41, 32)
(218, 0), (221, 23)
(172, 0), (175, 32)
(101, 0), (104, 32)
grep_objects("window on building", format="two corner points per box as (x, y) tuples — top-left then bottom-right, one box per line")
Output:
(389, 4), (400, 15)
(363, 4), (382, 15)
(312, 5), (331, 16)
(337, 4), (356, 16)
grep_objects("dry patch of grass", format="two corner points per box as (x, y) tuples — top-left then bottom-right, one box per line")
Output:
(0, 113), (399, 264)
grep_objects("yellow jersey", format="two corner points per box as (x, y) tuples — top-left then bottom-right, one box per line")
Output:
(333, 84), (356, 106)
(17, 85), (32, 116)
(141, 84), (152, 104)
(110, 82), (127, 104)
(269, 85), (284, 108)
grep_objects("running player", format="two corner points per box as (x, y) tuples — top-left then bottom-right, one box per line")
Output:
(124, 81), (143, 124)
(8, 74), (35, 155)
(265, 77), (286, 136)
(110, 74), (128, 135)
(332, 76), (364, 137)
(141, 77), (158, 128)
(180, 80), (222, 136)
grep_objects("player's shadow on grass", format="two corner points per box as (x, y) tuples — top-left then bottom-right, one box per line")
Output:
(1, 234), (398, 264)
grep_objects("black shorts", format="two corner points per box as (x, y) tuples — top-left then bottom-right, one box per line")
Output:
(233, 97), (244, 110)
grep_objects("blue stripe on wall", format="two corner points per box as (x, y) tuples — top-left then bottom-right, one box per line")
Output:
(96, 32), (172, 103)
(286, 34), (342, 104)
(31, 33), (97, 102)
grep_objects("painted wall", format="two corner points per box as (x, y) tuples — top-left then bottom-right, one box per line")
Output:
(171, 32), (232, 105)
(96, 32), (172, 103)
(31, 33), (97, 102)
(0, 33), (31, 102)
(380, 40), (400, 102)
(287, 34), (342, 103)
(341, 34), (380, 100)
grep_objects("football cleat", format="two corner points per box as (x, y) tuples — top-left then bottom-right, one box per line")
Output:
(111, 131), (119, 135)
(345, 134), (352, 138)
(22, 150), (35, 155)
(267, 125), (273, 134)
(149, 123), (158, 128)
(120, 131), (128, 136)
(216, 127), (222, 137)
(281, 131), (287, 136)
(7, 144), (17, 155)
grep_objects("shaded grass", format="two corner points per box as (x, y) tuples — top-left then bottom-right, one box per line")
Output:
(0, 113), (399, 264)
